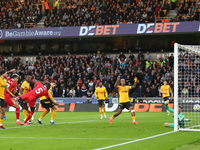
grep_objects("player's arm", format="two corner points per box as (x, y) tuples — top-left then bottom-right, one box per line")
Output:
(105, 89), (108, 100)
(48, 91), (55, 102)
(94, 88), (99, 99)
(5, 87), (16, 97)
(165, 106), (174, 113)
(33, 79), (46, 84)
(114, 76), (120, 89)
(131, 77), (137, 89)
(6, 69), (16, 73)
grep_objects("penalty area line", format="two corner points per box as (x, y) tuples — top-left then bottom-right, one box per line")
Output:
(94, 131), (176, 150)
(0, 137), (135, 141)
(1, 120), (95, 130)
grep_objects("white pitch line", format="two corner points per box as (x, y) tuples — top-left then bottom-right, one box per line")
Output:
(0, 137), (134, 141)
(94, 131), (176, 150)
(1, 120), (95, 130)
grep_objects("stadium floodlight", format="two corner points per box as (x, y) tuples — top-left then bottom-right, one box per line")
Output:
(174, 43), (200, 131)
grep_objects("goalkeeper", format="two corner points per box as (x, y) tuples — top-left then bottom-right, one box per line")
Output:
(164, 106), (190, 128)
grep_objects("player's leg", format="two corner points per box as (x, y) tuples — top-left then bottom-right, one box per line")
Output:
(22, 102), (29, 119)
(50, 105), (57, 125)
(0, 99), (6, 129)
(37, 108), (50, 124)
(129, 106), (138, 124)
(164, 123), (174, 127)
(164, 97), (170, 115)
(21, 95), (37, 125)
(98, 100), (103, 119)
(109, 107), (123, 124)
(9, 98), (22, 124)
(23, 106), (35, 125)
(102, 103), (106, 118)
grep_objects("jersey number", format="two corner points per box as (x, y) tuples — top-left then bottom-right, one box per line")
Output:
(7, 83), (10, 88)
(35, 88), (44, 94)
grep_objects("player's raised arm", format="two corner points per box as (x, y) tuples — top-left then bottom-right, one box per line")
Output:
(114, 76), (120, 89)
(131, 77), (137, 89)
(7, 69), (16, 73)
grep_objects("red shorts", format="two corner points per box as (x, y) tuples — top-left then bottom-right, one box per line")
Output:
(21, 92), (38, 107)
(4, 93), (16, 108)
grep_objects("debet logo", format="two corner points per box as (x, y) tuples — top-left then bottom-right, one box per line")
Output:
(137, 22), (180, 34)
(79, 25), (119, 36)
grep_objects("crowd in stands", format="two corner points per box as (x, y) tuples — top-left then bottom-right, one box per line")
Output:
(0, 51), (174, 98)
(172, 0), (200, 22)
(44, 0), (170, 27)
(0, 0), (42, 29)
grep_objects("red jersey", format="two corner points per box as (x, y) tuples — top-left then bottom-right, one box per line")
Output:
(5, 77), (17, 95)
(30, 82), (49, 98)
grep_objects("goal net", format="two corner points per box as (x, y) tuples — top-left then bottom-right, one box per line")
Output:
(174, 43), (200, 131)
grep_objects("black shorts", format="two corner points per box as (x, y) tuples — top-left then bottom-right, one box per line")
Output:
(18, 99), (27, 107)
(163, 97), (170, 101)
(40, 99), (55, 109)
(0, 98), (5, 108)
(97, 100), (105, 106)
(118, 102), (132, 110)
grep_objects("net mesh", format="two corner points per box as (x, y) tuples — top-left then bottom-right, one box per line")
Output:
(177, 44), (200, 130)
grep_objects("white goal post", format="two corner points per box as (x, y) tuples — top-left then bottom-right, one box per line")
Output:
(174, 43), (200, 131)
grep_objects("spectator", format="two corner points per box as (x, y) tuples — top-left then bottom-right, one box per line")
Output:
(69, 87), (76, 98)
(81, 84), (87, 97)
(136, 85), (145, 97)
(108, 93), (113, 98)
(145, 51), (151, 61)
(76, 86), (82, 97)
(87, 87), (93, 97)
(138, 51), (144, 60)
(151, 85), (158, 97)
(144, 74), (150, 83)
(145, 87), (152, 97)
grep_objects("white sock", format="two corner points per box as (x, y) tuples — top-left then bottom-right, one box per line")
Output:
(0, 124), (2, 126)
(50, 120), (54, 122)
(16, 119), (20, 121)
(133, 120), (135, 122)
(38, 118), (41, 121)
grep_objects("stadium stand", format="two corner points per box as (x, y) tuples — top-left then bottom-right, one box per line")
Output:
(173, 0), (200, 21)
(0, 52), (174, 98)
(44, 0), (170, 27)
(0, 0), (43, 29)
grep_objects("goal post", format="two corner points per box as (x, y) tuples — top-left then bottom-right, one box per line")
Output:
(174, 43), (200, 131)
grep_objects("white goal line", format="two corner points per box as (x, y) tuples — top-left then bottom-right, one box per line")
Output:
(94, 131), (176, 150)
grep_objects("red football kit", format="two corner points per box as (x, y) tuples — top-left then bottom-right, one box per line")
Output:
(21, 82), (49, 107)
(4, 77), (17, 108)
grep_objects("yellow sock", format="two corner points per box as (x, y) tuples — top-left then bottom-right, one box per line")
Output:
(51, 109), (57, 120)
(0, 119), (3, 125)
(23, 110), (28, 118)
(112, 115), (115, 119)
(132, 116), (136, 122)
(103, 107), (106, 113)
(25, 110), (29, 118)
(99, 107), (102, 116)
(40, 110), (49, 119)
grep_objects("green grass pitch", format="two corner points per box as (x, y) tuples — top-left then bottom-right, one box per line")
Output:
(0, 111), (200, 150)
